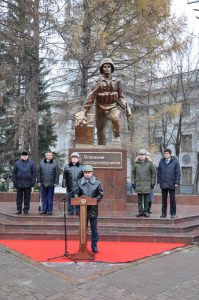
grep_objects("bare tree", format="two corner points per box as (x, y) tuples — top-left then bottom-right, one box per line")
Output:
(51, 0), (186, 102)
(162, 38), (199, 157)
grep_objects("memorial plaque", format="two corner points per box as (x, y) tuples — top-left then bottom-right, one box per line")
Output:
(69, 147), (127, 212)
(79, 152), (122, 169)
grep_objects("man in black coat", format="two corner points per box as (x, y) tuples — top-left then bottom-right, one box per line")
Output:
(37, 151), (59, 215)
(62, 152), (83, 215)
(77, 164), (103, 253)
(157, 149), (181, 219)
(12, 151), (36, 215)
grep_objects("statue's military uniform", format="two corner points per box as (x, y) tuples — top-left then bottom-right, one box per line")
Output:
(83, 58), (131, 145)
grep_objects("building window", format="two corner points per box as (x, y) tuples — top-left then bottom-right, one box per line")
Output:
(181, 167), (192, 184)
(154, 137), (162, 153)
(181, 134), (192, 152)
(182, 103), (190, 116)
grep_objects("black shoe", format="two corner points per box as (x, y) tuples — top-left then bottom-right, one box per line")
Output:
(68, 212), (74, 216)
(171, 215), (176, 219)
(24, 210), (29, 215)
(143, 212), (149, 217)
(92, 246), (98, 253)
(160, 214), (167, 218)
(47, 211), (52, 215)
(16, 211), (22, 215)
(75, 211), (80, 216)
(147, 202), (152, 213)
(41, 211), (47, 215)
(136, 212), (143, 217)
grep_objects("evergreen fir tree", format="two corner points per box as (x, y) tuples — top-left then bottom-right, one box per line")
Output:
(38, 67), (57, 160)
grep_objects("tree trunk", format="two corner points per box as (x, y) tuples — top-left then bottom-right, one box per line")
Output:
(80, 0), (91, 103)
(175, 113), (182, 158)
(22, 0), (40, 163)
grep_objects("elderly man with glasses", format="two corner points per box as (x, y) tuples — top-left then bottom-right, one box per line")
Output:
(132, 149), (156, 217)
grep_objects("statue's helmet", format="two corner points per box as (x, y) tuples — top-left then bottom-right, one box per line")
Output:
(99, 58), (114, 74)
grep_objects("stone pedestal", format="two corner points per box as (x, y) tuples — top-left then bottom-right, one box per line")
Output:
(69, 145), (127, 213)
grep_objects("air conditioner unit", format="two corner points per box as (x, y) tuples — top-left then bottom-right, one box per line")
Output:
(182, 154), (191, 164)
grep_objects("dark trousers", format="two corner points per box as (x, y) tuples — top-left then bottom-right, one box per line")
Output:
(41, 186), (55, 213)
(67, 192), (80, 214)
(137, 193), (150, 213)
(16, 187), (31, 212)
(161, 189), (176, 216)
(88, 217), (99, 248)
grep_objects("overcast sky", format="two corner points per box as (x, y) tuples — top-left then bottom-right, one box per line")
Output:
(172, 0), (199, 36)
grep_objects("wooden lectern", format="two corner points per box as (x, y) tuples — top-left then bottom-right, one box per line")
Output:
(71, 195), (97, 260)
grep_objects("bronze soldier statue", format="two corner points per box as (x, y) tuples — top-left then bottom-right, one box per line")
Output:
(75, 58), (131, 145)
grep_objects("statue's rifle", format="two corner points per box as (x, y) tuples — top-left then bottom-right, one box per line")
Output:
(116, 100), (132, 132)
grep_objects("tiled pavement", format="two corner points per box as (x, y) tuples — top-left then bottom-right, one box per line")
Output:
(1, 199), (199, 299)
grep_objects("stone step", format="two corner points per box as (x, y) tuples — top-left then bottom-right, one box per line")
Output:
(1, 192), (199, 205)
(100, 231), (198, 244)
(2, 212), (199, 225)
(127, 194), (199, 205)
(1, 218), (199, 234)
(0, 231), (78, 240)
(0, 228), (198, 243)
(1, 204), (199, 243)
(1, 211), (199, 228)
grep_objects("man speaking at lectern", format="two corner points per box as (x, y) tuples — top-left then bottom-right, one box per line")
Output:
(77, 165), (103, 253)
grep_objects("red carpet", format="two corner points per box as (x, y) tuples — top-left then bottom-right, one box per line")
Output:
(0, 240), (185, 263)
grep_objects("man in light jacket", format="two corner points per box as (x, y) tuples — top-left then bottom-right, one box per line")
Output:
(132, 149), (156, 217)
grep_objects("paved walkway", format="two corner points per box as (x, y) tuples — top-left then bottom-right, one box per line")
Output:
(1, 243), (199, 299)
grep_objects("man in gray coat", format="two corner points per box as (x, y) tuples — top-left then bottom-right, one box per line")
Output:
(77, 164), (103, 253)
(37, 151), (59, 215)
